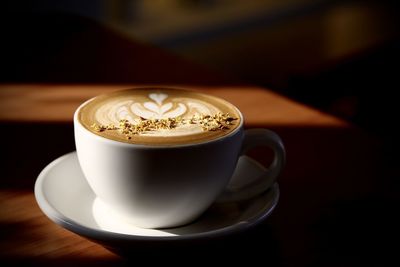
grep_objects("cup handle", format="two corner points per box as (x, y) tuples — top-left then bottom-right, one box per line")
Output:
(216, 129), (286, 203)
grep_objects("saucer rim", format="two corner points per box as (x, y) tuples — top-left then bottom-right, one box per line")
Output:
(35, 151), (279, 242)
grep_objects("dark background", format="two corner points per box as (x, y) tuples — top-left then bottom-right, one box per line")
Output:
(1, 0), (400, 266)
(2, 0), (400, 146)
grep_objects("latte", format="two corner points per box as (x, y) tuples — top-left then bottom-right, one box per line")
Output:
(77, 88), (241, 145)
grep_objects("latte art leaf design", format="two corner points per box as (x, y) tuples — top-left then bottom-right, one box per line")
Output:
(131, 93), (187, 120)
(149, 93), (167, 105)
(94, 92), (230, 137)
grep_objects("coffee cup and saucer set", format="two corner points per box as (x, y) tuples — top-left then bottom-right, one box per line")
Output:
(34, 87), (285, 255)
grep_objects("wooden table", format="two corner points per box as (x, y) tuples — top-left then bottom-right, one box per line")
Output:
(0, 83), (385, 265)
(0, 14), (394, 267)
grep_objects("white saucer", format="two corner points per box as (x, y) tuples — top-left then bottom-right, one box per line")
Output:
(35, 152), (279, 255)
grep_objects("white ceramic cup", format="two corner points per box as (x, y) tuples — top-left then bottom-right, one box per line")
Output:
(74, 92), (285, 229)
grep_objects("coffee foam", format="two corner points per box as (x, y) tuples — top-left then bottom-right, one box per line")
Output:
(78, 88), (241, 145)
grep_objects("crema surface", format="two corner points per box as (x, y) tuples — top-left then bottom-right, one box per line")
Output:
(78, 88), (241, 145)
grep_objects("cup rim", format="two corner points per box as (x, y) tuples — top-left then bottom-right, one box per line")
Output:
(73, 87), (244, 148)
